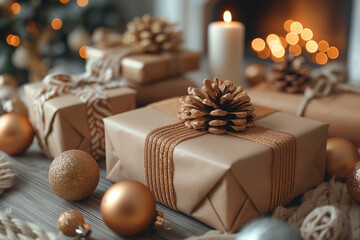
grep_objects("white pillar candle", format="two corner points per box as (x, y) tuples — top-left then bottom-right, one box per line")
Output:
(208, 11), (245, 86)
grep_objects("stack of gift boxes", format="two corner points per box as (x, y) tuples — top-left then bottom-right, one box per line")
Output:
(23, 15), (355, 234)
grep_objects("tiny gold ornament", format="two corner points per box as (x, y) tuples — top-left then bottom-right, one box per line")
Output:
(49, 150), (100, 201)
(3, 98), (28, 118)
(101, 180), (163, 236)
(326, 137), (360, 181)
(123, 14), (182, 53)
(347, 161), (360, 204)
(0, 113), (33, 155)
(58, 210), (91, 239)
(0, 74), (18, 89)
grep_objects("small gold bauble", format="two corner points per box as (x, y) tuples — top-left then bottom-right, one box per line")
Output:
(326, 138), (360, 181)
(347, 162), (360, 203)
(0, 113), (33, 155)
(49, 150), (100, 201)
(0, 74), (17, 89)
(3, 98), (28, 118)
(58, 210), (85, 237)
(100, 180), (156, 236)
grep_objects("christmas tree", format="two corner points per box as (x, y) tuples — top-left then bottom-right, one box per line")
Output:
(0, 0), (124, 84)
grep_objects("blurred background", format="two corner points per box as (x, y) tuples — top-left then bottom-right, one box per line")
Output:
(0, 0), (359, 84)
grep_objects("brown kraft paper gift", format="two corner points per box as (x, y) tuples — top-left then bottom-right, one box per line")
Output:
(247, 84), (360, 146)
(87, 46), (201, 84)
(104, 97), (328, 232)
(24, 81), (136, 159)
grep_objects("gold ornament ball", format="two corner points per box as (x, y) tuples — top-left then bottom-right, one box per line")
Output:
(100, 180), (156, 236)
(326, 138), (360, 181)
(0, 113), (33, 155)
(347, 162), (360, 204)
(245, 63), (267, 87)
(3, 98), (28, 118)
(58, 210), (84, 237)
(0, 74), (18, 89)
(49, 150), (100, 201)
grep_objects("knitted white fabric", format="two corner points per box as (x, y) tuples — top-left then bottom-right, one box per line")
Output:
(0, 212), (60, 240)
(0, 156), (14, 194)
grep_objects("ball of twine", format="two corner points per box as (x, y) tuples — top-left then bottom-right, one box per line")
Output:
(0, 155), (14, 194)
(300, 205), (350, 240)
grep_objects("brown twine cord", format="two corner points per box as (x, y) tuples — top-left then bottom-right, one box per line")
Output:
(144, 105), (296, 212)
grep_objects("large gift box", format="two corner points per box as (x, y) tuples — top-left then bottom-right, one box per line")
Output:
(24, 79), (136, 160)
(247, 84), (360, 146)
(87, 46), (201, 84)
(104, 95), (328, 232)
(123, 76), (196, 106)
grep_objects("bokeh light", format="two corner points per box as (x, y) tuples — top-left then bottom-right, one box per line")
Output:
(9, 2), (21, 14)
(289, 44), (302, 56)
(77, 0), (89, 7)
(266, 34), (280, 46)
(257, 47), (271, 59)
(10, 35), (20, 47)
(79, 46), (88, 58)
(286, 32), (299, 45)
(315, 52), (328, 65)
(306, 40), (318, 53)
(26, 21), (36, 32)
(51, 18), (63, 30)
(279, 37), (287, 48)
(318, 40), (329, 52)
(327, 46), (339, 59)
(284, 20), (293, 32)
(301, 28), (313, 41)
(251, 38), (266, 52)
(271, 45), (285, 58)
(290, 21), (303, 34)
(6, 35), (13, 45)
(60, 0), (70, 3)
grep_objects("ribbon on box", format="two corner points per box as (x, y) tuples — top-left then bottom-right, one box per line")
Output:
(33, 59), (120, 159)
(144, 78), (297, 212)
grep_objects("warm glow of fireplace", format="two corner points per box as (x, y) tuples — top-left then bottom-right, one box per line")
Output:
(251, 19), (339, 64)
(223, 10), (232, 23)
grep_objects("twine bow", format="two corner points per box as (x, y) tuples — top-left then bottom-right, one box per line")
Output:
(297, 63), (360, 116)
(34, 59), (119, 159)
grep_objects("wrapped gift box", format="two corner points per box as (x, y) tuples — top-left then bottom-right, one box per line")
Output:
(104, 97), (328, 232)
(123, 76), (196, 106)
(24, 82), (136, 159)
(247, 84), (360, 146)
(87, 46), (201, 84)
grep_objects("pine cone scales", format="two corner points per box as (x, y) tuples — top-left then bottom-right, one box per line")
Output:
(178, 78), (255, 135)
(122, 14), (182, 53)
(268, 53), (311, 93)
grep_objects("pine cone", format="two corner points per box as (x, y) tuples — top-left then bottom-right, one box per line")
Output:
(267, 53), (312, 93)
(178, 78), (255, 135)
(122, 14), (182, 53)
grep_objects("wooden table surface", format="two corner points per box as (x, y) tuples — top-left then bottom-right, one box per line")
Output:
(0, 143), (212, 240)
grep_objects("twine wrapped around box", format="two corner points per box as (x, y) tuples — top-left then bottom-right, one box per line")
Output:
(33, 60), (121, 159)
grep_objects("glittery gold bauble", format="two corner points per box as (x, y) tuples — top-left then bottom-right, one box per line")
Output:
(326, 138), (360, 181)
(100, 180), (156, 236)
(347, 161), (360, 203)
(0, 113), (33, 155)
(3, 98), (28, 118)
(58, 210), (84, 237)
(245, 63), (267, 87)
(49, 150), (100, 201)
(0, 74), (17, 89)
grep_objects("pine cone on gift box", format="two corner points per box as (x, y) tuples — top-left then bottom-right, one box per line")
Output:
(178, 78), (255, 135)
(122, 14), (182, 53)
(267, 53), (312, 93)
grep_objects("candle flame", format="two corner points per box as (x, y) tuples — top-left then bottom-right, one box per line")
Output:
(223, 10), (232, 23)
